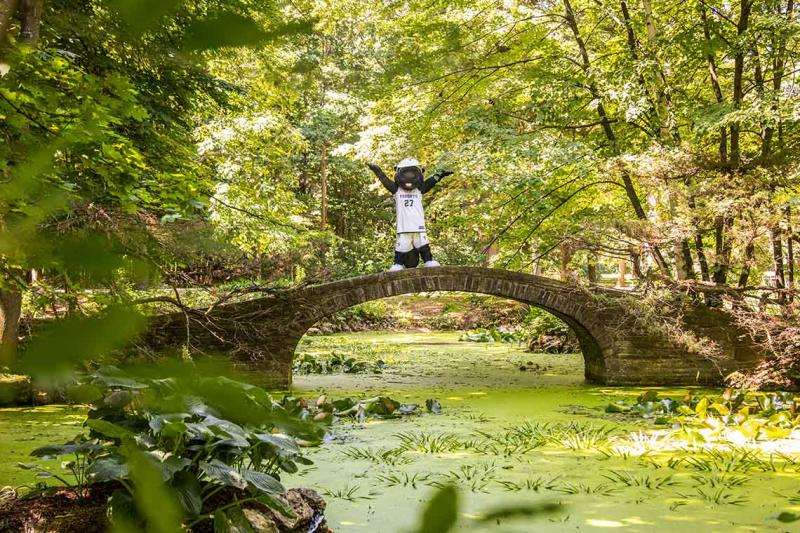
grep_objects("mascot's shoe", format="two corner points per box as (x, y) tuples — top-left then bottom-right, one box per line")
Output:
(389, 264), (406, 272)
(423, 260), (441, 268)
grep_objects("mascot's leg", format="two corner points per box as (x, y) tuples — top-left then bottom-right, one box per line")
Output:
(415, 233), (440, 267)
(390, 234), (414, 272)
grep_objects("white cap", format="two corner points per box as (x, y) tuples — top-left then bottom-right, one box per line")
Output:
(396, 157), (421, 169)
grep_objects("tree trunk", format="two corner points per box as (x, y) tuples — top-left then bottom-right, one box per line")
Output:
(729, 0), (752, 170)
(712, 215), (732, 286)
(559, 242), (575, 282)
(698, 4), (728, 166)
(587, 253), (598, 284)
(319, 143), (328, 230)
(0, 0), (18, 51)
(787, 206), (794, 297)
(737, 240), (755, 288)
(0, 286), (22, 367)
(17, 0), (42, 44)
(771, 226), (786, 304)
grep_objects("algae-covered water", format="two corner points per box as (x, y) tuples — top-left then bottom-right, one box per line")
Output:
(1, 331), (799, 532)
(293, 332), (800, 533)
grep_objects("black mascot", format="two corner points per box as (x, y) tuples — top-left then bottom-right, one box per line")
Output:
(366, 158), (453, 271)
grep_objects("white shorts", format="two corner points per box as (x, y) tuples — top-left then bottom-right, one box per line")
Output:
(395, 232), (429, 252)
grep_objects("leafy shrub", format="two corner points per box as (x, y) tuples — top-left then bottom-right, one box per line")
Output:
(522, 308), (579, 353)
(20, 366), (324, 529)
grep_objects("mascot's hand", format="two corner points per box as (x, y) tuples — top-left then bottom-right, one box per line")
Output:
(436, 169), (454, 179)
(366, 162), (382, 174)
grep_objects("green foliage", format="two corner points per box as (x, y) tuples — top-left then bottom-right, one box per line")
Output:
(278, 393), (429, 423)
(522, 308), (573, 339)
(293, 352), (387, 375)
(413, 485), (458, 533)
(460, 326), (525, 344)
(19, 367), (322, 528)
(604, 390), (800, 443)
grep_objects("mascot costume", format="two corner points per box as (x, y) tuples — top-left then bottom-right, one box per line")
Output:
(366, 158), (453, 272)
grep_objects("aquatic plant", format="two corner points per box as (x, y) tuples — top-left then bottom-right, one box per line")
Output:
(292, 352), (387, 375)
(496, 475), (562, 492)
(374, 471), (430, 489)
(602, 470), (678, 489)
(690, 472), (748, 489)
(688, 487), (749, 506)
(551, 481), (618, 496)
(604, 389), (799, 444)
(321, 483), (379, 501)
(340, 447), (412, 466)
(459, 327), (526, 344)
(394, 431), (464, 453)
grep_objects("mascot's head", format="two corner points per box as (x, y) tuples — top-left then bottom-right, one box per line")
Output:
(394, 157), (424, 191)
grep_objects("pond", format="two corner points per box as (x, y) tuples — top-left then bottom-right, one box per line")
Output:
(293, 331), (800, 532)
(1, 331), (798, 532)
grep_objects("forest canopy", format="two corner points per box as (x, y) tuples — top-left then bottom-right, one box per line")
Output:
(0, 0), (799, 385)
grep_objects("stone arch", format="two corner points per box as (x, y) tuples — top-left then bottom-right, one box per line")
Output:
(290, 267), (612, 383)
(143, 266), (763, 388)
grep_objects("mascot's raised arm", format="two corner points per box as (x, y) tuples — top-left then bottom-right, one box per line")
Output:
(366, 158), (454, 272)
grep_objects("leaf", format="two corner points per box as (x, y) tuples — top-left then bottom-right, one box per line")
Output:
(762, 426), (792, 439)
(426, 399), (443, 414)
(126, 447), (184, 533)
(605, 402), (631, 413)
(182, 13), (268, 51)
(413, 486), (458, 533)
(777, 512), (800, 523)
(253, 433), (300, 452)
(242, 469), (285, 494)
(738, 419), (762, 440)
(30, 444), (78, 458)
(86, 419), (134, 440)
(108, 0), (182, 34)
(200, 459), (247, 489)
(708, 403), (729, 416)
(88, 457), (129, 482)
(254, 493), (296, 519)
(152, 455), (192, 482)
(478, 501), (562, 521)
(171, 470), (203, 517)
(19, 307), (146, 383)
(694, 397), (709, 417)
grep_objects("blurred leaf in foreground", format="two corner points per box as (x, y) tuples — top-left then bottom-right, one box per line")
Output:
(478, 501), (563, 522)
(19, 306), (146, 383)
(183, 15), (313, 51)
(107, 0), (182, 34)
(412, 485), (458, 533)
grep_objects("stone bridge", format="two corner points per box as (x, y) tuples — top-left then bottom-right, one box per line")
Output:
(142, 267), (762, 388)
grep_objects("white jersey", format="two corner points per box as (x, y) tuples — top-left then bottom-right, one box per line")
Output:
(394, 188), (426, 233)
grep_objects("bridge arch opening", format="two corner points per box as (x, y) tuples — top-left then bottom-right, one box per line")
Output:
(289, 277), (608, 386)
